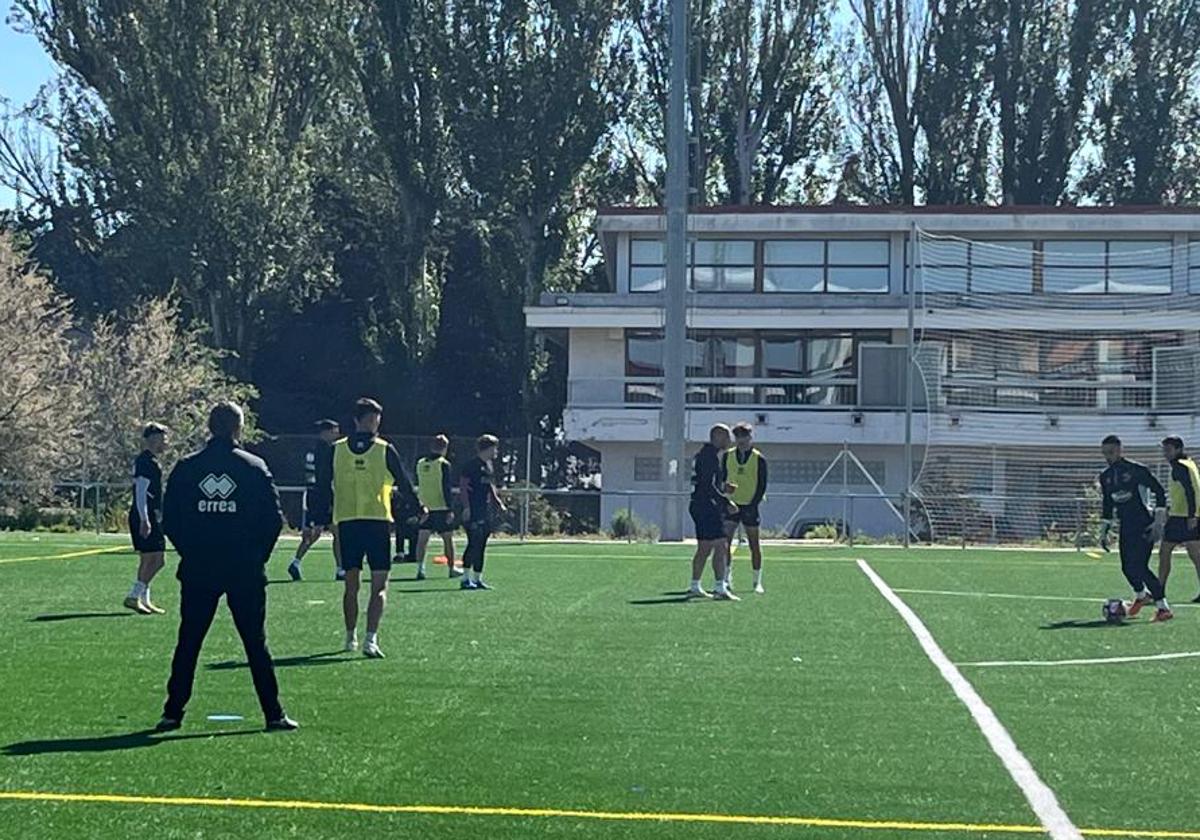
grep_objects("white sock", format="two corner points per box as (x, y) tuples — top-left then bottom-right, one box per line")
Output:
(753, 569), (763, 586)
(1157, 599), (1170, 610)
(129, 581), (146, 599)
(143, 585), (151, 603)
(471, 570), (481, 582)
(365, 631), (378, 647)
(690, 579), (702, 591)
(417, 561), (426, 574)
(346, 630), (357, 645)
(714, 580), (727, 594)
(290, 556), (301, 567)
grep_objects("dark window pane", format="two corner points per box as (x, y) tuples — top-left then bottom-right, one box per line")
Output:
(761, 337), (804, 377)
(626, 332), (663, 376)
(807, 337), (855, 378)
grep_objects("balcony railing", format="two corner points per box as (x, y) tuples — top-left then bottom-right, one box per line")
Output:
(567, 375), (1168, 413)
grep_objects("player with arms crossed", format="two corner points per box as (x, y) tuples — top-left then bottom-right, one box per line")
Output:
(125, 423), (169, 615)
(288, 419), (343, 582)
(723, 422), (768, 595)
(1159, 435), (1200, 603)
(415, 434), (459, 580)
(1098, 435), (1171, 621)
(689, 424), (738, 601)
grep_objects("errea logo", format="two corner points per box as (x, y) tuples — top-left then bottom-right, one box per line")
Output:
(198, 473), (238, 513)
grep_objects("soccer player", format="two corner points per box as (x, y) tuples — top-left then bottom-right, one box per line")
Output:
(288, 419), (343, 582)
(459, 434), (506, 590)
(723, 422), (768, 594)
(158, 401), (296, 732)
(1097, 435), (1171, 621)
(1158, 435), (1200, 603)
(125, 423), (169, 615)
(309, 398), (425, 658)
(414, 434), (458, 580)
(689, 424), (738, 601)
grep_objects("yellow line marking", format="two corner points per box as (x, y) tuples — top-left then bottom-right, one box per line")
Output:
(0, 546), (128, 566)
(0, 790), (1199, 837)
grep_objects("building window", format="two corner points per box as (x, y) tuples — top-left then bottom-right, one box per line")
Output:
(1043, 240), (1172, 294)
(634, 457), (662, 482)
(629, 238), (754, 293)
(764, 239), (889, 293)
(1190, 241), (1200, 293)
(912, 239), (1034, 293)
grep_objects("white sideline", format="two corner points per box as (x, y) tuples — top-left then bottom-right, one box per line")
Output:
(857, 559), (1083, 840)
(960, 651), (1200, 668)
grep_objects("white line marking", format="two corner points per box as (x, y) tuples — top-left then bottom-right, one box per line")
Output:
(960, 651), (1200, 668)
(893, 587), (1200, 608)
(857, 560), (1083, 840)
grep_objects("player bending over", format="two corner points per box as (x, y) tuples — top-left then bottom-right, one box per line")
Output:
(125, 423), (169, 615)
(460, 435), (506, 590)
(723, 422), (768, 595)
(1159, 435), (1200, 604)
(1097, 435), (1171, 622)
(415, 434), (459, 580)
(289, 419), (343, 581)
(689, 424), (738, 601)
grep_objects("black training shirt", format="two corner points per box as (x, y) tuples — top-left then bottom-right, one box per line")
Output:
(131, 450), (163, 517)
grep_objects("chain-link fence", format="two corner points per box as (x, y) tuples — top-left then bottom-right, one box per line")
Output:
(0, 473), (1109, 549)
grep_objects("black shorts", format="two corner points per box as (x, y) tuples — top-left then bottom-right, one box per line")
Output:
(128, 511), (165, 554)
(1164, 516), (1200, 544)
(689, 499), (725, 542)
(420, 510), (457, 534)
(724, 503), (761, 529)
(338, 520), (393, 572)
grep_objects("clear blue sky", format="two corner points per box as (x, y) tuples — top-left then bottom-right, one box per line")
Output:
(1, 15), (57, 209)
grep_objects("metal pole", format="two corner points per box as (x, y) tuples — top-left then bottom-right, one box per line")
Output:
(841, 442), (849, 542)
(661, 0), (689, 542)
(522, 433), (532, 541)
(903, 222), (918, 548)
(94, 483), (101, 535)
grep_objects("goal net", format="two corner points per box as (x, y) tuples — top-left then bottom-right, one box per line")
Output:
(909, 229), (1200, 545)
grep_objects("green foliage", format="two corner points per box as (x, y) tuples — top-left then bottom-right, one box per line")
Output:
(498, 482), (565, 536)
(609, 509), (660, 542)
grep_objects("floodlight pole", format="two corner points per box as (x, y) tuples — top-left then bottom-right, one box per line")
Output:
(903, 222), (918, 548)
(661, 0), (688, 541)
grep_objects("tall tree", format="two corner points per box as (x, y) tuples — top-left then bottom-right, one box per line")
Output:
(629, 0), (838, 205)
(17, 0), (346, 371)
(849, 0), (937, 204)
(914, 0), (993, 204)
(1081, 0), (1200, 204)
(989, 0), (1107, 204)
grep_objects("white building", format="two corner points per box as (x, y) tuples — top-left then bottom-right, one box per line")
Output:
(525, 206), (1200, 540)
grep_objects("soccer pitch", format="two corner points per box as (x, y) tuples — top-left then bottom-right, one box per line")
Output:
(2, 534), (1200, 839)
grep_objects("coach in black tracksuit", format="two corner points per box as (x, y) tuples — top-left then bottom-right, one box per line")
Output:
(158, 402), (296, 732)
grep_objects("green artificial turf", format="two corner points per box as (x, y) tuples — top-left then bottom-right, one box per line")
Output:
(1, 533), (1198, 838)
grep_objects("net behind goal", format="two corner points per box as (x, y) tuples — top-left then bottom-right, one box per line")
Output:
(909, 229), (1200, 545)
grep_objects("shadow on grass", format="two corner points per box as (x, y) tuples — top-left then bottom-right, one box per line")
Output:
(629, 591), (696, 606)
(206, 650), (348, 671)
(2, 728), (260, 756)
(1041, 619), (1136, 630)
(29, 612), (132, 623)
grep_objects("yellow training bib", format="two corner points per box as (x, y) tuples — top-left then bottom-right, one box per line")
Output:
(724, 448), (762, 506)
(1169, 457), (1200, 517)
(332, 438), (394, 524)
(416, 456), (450, 511)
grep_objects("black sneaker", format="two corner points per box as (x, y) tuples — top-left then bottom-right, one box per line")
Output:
(266, 716), (299, 732)
(155, 716), (182, 732)
(287, 562), (302, 582)
(1191, 593), (1200, 604)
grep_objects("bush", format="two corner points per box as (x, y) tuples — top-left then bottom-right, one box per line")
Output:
(498, 482), (565, 536)
(803, 521), (840, 541)
(609, 509), (659, 542)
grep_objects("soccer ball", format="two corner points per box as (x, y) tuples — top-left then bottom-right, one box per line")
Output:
(1102, 598), (1127, 624)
